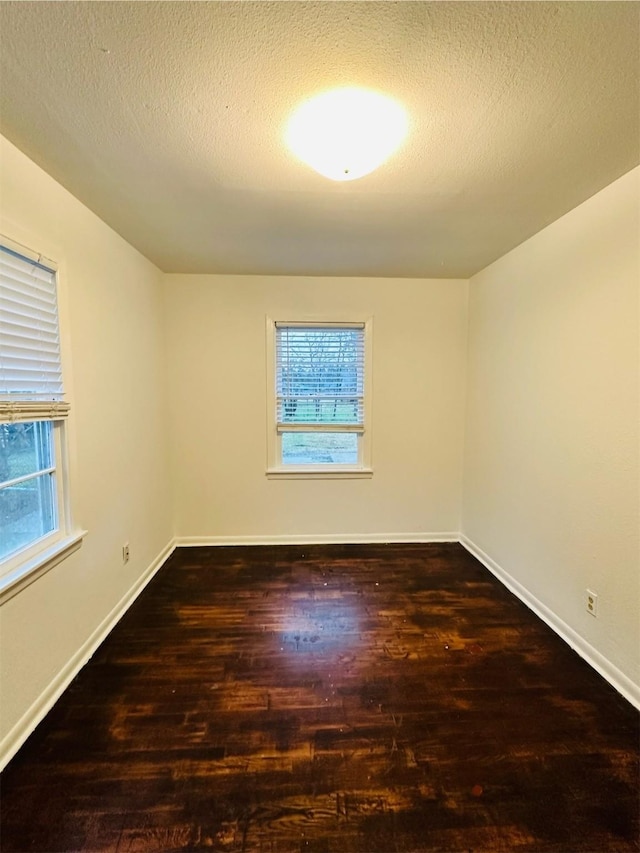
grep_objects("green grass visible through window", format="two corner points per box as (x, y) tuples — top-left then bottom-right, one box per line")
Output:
(282, 432), (358, 464)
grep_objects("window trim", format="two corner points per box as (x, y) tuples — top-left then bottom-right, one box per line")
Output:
(0, 530), (85, 605)
(0, 236), (84, 601)
(266, 316), (373, 478)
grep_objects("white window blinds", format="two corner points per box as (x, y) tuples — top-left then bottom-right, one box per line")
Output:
(0, 243), (69, 423)
(275, 324), (365, 431)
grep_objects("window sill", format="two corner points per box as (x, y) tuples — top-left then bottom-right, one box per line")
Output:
(0, 530), (87, 605)
(266, 467), (373, 480)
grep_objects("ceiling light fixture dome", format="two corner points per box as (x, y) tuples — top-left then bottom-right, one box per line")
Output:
(285, 87), (408, 182)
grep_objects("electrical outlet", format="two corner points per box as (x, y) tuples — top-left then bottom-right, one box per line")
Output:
(122, 543), (130, 564)
(586, 589), (598, 617)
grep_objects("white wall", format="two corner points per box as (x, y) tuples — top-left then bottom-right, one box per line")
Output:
(164, 274), (468, 542)
(462, 167), (640, 703)
(0, 136), (174, 763)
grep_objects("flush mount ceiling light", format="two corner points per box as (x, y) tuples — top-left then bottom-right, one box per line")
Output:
(285, 87), (409, 182)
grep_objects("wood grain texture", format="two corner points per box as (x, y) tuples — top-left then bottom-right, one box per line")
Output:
(1, 543), (638, 852)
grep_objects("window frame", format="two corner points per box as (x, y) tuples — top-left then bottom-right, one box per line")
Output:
(0, 236), (83, 603)
(266, 316), (373, 479)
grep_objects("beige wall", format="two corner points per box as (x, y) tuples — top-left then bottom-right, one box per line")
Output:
(463, 167), (640, 699)
(0, 136), (174, 757)
(1, 130), (637, 764)
(164, 274), (468, 542)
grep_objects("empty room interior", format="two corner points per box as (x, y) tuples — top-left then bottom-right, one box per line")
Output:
(0, 2), (638, 852)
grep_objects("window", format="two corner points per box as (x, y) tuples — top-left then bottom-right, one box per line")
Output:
(0, 239), (78, 598)
(267, 319), (372, 477)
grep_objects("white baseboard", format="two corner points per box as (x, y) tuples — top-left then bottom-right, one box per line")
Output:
(176, 532), (460, 547)
(460, 535), (640, 711)
(0, 538), (177, 771)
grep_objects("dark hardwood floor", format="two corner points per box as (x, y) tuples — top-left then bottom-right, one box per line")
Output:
(1, 543), (638, 852)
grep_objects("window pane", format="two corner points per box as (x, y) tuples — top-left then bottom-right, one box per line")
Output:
(0, 471), (57, 560)
(0, 421), (53, 484)
(282, 432), (358, 465)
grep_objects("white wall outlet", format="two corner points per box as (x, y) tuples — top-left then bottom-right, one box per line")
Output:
(586, 589), (598, 617)
(122, 543), (130, 564)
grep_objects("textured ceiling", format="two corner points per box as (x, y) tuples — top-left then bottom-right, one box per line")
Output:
(0, 1), (638, 278)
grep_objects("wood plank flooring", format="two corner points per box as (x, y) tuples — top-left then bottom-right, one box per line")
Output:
(1, 543), (638, 852)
